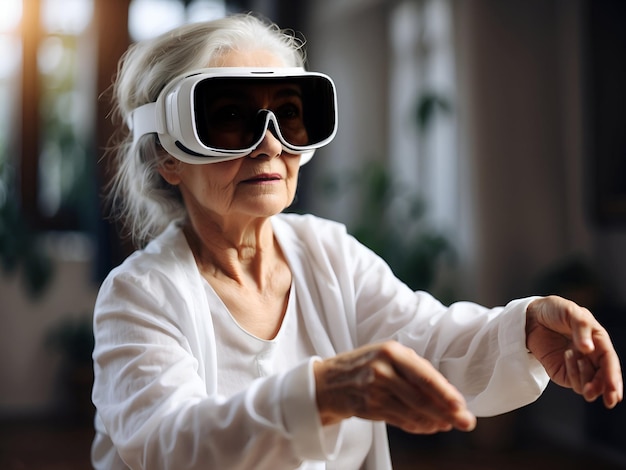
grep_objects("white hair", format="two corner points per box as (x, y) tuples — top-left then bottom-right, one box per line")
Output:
(105, 14), (306, 247)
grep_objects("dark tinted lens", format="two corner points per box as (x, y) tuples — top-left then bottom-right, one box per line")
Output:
(296, 76), (336, 147)
(194, 78), (261, 150)
(193, 75), (335, 150)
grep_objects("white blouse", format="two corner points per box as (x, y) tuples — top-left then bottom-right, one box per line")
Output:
(208, 281), (372, 469)
(91, 213), (550, 470)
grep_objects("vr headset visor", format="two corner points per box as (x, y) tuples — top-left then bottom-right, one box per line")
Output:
(129, 67), (338, 165)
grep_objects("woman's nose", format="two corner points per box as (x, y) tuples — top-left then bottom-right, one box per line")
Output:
(249, 129), (282, 159)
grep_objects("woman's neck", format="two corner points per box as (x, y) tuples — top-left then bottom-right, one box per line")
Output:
(182, 215), (279, 288)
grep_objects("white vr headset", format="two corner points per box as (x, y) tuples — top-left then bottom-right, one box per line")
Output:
(128, 67), (338, 165)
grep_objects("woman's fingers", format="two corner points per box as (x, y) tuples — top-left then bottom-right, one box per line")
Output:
(371, 355), (473, 433)
(564, 349), (583, 394)
(314, 341), (476, 434)
(564, 347), (623, 407)
(386, 343), (476, 431)
(526, 296), (623, 408)
(565, 348), (597, 397)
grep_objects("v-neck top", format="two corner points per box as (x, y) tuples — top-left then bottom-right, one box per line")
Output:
(205, 279), (373, 470)
(207, 280), (315, 395)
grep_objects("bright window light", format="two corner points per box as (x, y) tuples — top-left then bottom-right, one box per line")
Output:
(129, 0), (186, 42)
(187, 0), (227, 23)
(41, 0), (94, 34)
(0, 0), (22, 33)
(0, 35), (21, 79)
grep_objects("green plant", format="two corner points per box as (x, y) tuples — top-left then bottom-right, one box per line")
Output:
(415, 91), (451, 135)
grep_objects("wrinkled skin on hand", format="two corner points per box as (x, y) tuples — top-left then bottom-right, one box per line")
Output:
(526, 295), (623, 409)
(313, 341), (476, 435)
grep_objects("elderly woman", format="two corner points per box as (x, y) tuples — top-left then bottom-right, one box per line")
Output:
(92, 13), (622, 470)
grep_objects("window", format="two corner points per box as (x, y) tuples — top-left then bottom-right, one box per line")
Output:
(1, 0), (96, 232)
(37, 0), (95, 226)
(388, 0), (458, 233)
(2, 0), (228, 234)
(0, 0), (22, 207)
(128, 0), (227, 41)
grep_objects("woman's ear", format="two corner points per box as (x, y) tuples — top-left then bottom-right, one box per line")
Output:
(158, 157), (183, 185)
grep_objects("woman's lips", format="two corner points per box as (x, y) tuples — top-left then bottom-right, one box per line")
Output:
(242, 173), (282, 183)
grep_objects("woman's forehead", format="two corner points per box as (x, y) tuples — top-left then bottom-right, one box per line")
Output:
(210, 48), (286, 68)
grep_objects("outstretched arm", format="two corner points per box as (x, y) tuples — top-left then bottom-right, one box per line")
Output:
(526, 295), (623, 408)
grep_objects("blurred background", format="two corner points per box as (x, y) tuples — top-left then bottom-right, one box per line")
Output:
(1, 0), (624, 468)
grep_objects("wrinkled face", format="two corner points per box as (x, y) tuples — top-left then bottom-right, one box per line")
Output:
(158, 49), (302, 226)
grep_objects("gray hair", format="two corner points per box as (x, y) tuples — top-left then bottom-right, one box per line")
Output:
(105, 14), (306, 247)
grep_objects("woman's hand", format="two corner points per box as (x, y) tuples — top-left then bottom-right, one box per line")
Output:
(526, 296), (623, 408)
(313, 341), (476, 434)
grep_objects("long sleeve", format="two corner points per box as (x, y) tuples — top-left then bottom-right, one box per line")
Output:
(275, 213), (550, 417)
(345, 224), (550, 416)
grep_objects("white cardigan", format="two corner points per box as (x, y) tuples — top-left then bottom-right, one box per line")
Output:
(92, 213), (549, 469)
